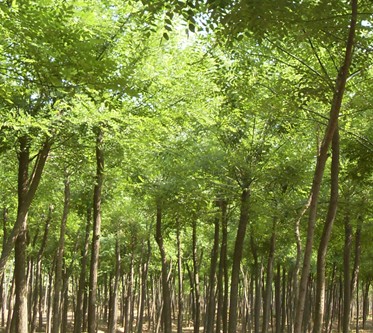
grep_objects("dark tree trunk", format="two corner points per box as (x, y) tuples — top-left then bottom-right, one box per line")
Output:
(205, 213), (220, 333)
(313, 129), (339, 333)
(228, 187), (250, 333)
(262, 224), (276, 333)
(52, 175), (70, 333)
(137, 239), (150, 333)
(343, 209), (352, 333)
(88, 127), (104, 333)
(294, 2), (357, 332)
(155, 203), (172, 333)
(192, 219), (201, 333)
(362, 281), (370, 329)
(177, 229), (183, 333)
(0, 137), (51, 276)
(74, 207), (91, 333)
(12, 136), (31, 333)
(5, 273), (15, 333)
(275, 264), (281, 333)
(216, 200), (228, 333)
(12, 219), (28, 333)
(350, 217), (362, 296)
(0, 207), (8, 327)
(251, 233), (261, 333)
(31, 205), (52, 333)
(108, 238), (121, 333)
(61, 269), (69, 333)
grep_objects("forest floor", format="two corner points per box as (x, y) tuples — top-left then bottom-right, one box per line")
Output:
(0, 318), (372, 332)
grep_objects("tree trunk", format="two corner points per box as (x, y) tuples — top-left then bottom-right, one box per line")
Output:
(31, 205), (53, 333)
(88, 127), (104, 333)
(12, 136), (31, 333)
(294, 1), (357, 331)
(12, 218), (28, 333)
(216, 200), (228, 333)
(275, 264), (282, 333)
(262, 224), (276, 333)
(313, 128), (339, 333)
(5, 273), (15, 333)
(343, 209), (352, 333)
(205, 213), (220, 333)
(192, 219), (201, 333)
(155, 202), (172, 333)
(228, 187), (250, 333)
(251, 234), (262, 333)
(177, 228), (183, 333)
(0, 207), (8, 326)
(362, 281), (370, 329)
(108, 238), (121, 333)
(52, 175), (70, 333)
(137, 239), (150, 333)
(74, 207), (91, 333)
(0, 137), (51, 276)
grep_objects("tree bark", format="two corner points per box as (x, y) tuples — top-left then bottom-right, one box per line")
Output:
(262, 223), (276, 333)
(88, 127), (104, 333)
(343, 209), (352, 333)
(313, 128), (339, 333)
(31, 205), (53, 333)
(74, 207), (91, 333)
(52, 175), (70, 333)
(275, 264), (282, 333)
(192, 219), (201, 333)
(155, 202), (172, 333)
(137, 239), (150, 333)
(216, 200), (228, 333)
(12, 136), (31, 333)
(12, 217), (28, 333)
(0, 137), (51, 276)
(177, 228), (183, 333)
(205, 213), (220, 333)
(228, 187), (250, 333)
(294, 1), (357, 332)
(0, 207), (8, 326)
(108, 238), (121, 333)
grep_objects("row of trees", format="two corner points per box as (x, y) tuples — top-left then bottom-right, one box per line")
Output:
(0, 0), (372, 332)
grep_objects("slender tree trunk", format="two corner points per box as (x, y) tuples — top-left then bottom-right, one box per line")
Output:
(205, 213), (220, 333)
(88, 127), (104, 333)
(362, 281), (370, 329)
(275, 264), (282, 333)
(313, 129), (339, 333)
(192, 219), (201, 333)
(74, 207), (91, 333)
(5, 273), (15, 333)
(228, 187), (250, 333)
(108, 238), (121, 333)
(294, 2), (357, 331)
(137, 239), (150, 333)
(31, 205), (52, 333)
(0, 207), (8, 326)
(350, 217), (362, 296)
(262, 223), (276, 333)
(343, 209), (352, 333)
(324, 264), (336, 333)
(177, 228), (183, 333)
(61, 269), (69, 333)
(251, 234), (262, 333)
(52, 175), (70, 333)
(155, 202), (172, 333)
(216, 200), (228, 333)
